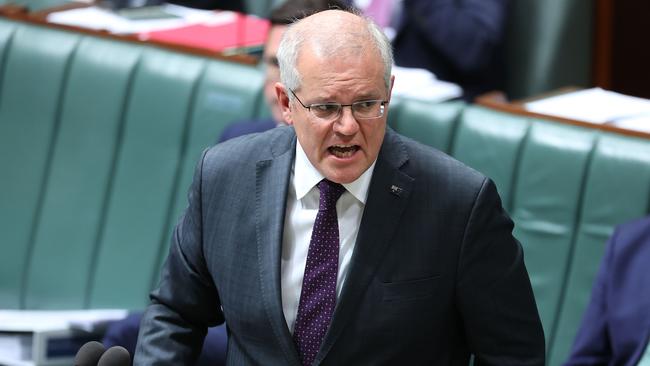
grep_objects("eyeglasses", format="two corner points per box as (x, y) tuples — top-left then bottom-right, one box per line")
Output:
(288, 89), (388, 122)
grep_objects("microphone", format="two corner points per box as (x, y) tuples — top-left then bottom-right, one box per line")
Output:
(74, 341), (105, 366)
(97, 345), (131, 366)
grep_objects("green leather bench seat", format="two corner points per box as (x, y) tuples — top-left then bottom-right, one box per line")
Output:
(388, 97), (464, 152)
(0, 22), (81, 309)
(510, 120), (597, 339)
(549, 135), (650, 365)
(451, 106), (529, 208)
(0, 18), (264, 310)
(87, 48), (207, 310)
(24, 38), (142, 310)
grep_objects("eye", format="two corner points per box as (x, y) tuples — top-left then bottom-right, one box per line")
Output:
(311, 104), (340, 115)
(355, 100), (379, 110)
(313, 104), (337, 111)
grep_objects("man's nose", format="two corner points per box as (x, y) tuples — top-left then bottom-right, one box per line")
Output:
(333, 106), (360, 135)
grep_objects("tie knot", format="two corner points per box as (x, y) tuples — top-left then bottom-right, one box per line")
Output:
(317, 179), (345, 211)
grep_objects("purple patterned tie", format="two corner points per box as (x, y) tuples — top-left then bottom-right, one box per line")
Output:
(293, 179), (345, 366)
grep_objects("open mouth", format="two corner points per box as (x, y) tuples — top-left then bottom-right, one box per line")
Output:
(328, 144), (359, 158)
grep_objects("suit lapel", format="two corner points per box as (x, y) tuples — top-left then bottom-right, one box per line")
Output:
(317, 129), (414, 363)
(255, 128), (302, 366)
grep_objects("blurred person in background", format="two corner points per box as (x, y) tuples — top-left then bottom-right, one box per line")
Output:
(564, 216), (650, 366)
(169, 0), (244, 11)
(353, 0), (509, 100)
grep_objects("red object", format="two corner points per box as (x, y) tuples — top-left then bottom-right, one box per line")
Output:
(141, 12), (270, 53)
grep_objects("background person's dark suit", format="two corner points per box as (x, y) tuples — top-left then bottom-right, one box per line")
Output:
(391, 0), (508, 100)
(135, 125), (544, 364)
(218, 118), (277, 143)
(564, 216), (650, 365)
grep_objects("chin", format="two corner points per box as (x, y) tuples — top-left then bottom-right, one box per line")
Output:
(324, 169), (363, 184)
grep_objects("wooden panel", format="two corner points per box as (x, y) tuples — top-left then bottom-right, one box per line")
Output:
(593, 0), (650, 98)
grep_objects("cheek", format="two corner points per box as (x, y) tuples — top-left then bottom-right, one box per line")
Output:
(363, 124), (386, 155)
(295, 121), (329, 155)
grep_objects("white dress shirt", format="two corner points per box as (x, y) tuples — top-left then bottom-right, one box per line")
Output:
(281, 141), (376, 333)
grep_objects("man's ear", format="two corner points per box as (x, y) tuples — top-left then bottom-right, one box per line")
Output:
(275, 83), (294, 125)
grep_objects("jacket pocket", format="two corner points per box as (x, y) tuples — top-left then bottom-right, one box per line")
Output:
(381, 275), (440, 302)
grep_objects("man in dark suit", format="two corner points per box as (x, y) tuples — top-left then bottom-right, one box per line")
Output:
(391, 0), (509, 100)
(564, 216), (650, 365)
(135, 9), (544, 365)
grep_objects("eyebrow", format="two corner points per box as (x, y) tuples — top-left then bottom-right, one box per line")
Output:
(307, 92), (384, 105)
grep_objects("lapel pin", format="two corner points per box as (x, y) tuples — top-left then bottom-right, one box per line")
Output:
(390, 184), (403, 196)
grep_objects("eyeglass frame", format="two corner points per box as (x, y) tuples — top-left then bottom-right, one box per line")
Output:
(288, 88), (388, 121)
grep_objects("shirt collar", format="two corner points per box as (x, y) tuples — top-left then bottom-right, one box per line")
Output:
(293, 140), (376, 204)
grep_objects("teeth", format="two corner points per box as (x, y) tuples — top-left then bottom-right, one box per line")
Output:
(330, 145), (357, 158)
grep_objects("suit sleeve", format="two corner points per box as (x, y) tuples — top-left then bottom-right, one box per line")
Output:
(134, 148), (224, 365)
(456, 178), (546, 365)
(562, 228), (616, 364)
(403, 0), (508, 74)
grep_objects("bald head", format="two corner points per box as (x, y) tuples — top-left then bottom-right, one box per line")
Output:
(277, 9), (393, 94)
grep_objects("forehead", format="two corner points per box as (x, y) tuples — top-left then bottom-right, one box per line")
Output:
(296, 44), (385, 97)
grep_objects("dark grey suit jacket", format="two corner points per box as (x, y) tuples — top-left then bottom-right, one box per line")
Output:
(135, 126), (545, 365)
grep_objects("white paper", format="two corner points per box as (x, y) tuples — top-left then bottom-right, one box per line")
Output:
(0, 309), (128, 332)
(0, 334), (31, 362)
(391, 65), (463, 103)
(611, 114), (650, 133)
(525, 87), (650, 125)
(46, 5), (234, 34)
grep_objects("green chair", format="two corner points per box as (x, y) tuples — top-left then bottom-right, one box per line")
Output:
(154, 59), (265, 285)
(388, 98), (464, 153)
(88, 48), (206, 310)
(0, 23), (80, 309)
(451, 106), (530, 210)
(244, 0), (284, 17)
(0, 19), (17, 95)
(8, 0), (73, 11)
(509, 120), (597, 344)
(548, 134), (650, 365)
(22, 37), (143, 309)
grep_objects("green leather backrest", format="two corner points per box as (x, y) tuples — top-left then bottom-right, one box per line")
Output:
(548, 135), (650, 365)
(244, 0), (284, 17)
(388, 98), (463, 153)
(0, 19), (266, 310)
(155, 59), (265, 283)
(22, 38), (142, 310)
(88, 48), (206, 310)
(509, 120), (597, 342)
(452, 106), (529, 210)
(0, 22), (80, 309)
(7, 0), (72, 11)
(0, 19), (16, 92)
